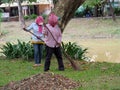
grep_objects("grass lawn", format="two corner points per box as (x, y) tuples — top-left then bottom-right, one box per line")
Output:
(0, 57), (120, 90)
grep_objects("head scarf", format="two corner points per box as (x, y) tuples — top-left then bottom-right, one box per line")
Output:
(48, 13), (58, 27)
(35, 16), (44, 33)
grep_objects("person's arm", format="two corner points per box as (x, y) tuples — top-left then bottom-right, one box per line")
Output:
(23, 23), (33, 32)
(23, 28), (29, 32)
(42, 27), (48, 36)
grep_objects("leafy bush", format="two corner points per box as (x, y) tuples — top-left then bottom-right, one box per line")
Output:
(0, 40), (47, 60)
(24, 15), (29, 20)
(1, 40), (88, 61)
(74, 11), (85, 17)
(24, 14), (37, 20)
(114, 8), (120, 16)
(1, 40), (34, 60)
(29, 14), (37, 19)
(61, 42), (88, 61)
(42, 14), (48, 19)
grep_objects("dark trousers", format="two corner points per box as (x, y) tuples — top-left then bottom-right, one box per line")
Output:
(44, 45), (64, 71)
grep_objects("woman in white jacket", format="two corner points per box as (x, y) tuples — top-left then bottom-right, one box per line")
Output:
(23, 16), (44, 67)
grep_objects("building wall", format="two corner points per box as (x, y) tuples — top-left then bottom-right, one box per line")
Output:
(38, 4), (51, 15)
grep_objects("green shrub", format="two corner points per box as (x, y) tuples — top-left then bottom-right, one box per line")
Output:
(24, 15), (29, 20)
(24, 14), (37, 20)
(0, 40), (47, 60)
(1, 40), (88, 61)
(114, 8), (120, 16)
(61, 42), (88, 61)
(0, 40), (34, 60)
(29, 14), (37, 19)
(42, 14), (48, 19)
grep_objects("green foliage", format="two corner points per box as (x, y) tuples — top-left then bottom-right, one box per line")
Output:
(24, 15), (29, 20)
(0, 40), (34, 60)
(29, 14), (37, 19)
(61, 42), (88, 60)
(42, 14), (48, 20)
(114, 8), (120, 15)
(0, 0), (11, 3)
(74, 10), (85, 17)
(28, 0), (37, 2)
(53, 0), (59, 4)
(0, 40), (46, 60)
(24, 14), (37, 20)
(1, 41), (88, 61)
(83, 0), (101, 7)
(0, 8), (3, 13)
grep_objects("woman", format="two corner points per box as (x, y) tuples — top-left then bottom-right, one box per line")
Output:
(23, 16), (44, 67)
(43, 13), (64, 71)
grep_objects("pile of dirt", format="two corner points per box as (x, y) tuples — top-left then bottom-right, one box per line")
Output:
(0, 72), (81, 90)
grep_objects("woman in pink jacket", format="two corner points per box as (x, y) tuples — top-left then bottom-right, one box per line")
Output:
(43, 13), (64, 71)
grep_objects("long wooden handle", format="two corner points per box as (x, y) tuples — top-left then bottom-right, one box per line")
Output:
(23, 28), (44, 42)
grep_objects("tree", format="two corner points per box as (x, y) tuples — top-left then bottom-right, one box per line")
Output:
(0, 12), (2, 35)
(83, 0), (116, 20)
(53, 0), (85, 32)
(17, 0), (26, 28)
(107, 0), (116, 21)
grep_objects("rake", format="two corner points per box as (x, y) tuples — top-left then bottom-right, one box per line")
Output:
(23, 27), (80, 71)
(44, 24), (80, 71)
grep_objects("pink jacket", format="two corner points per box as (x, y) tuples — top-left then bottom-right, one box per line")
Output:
(43, 24), (62, 48)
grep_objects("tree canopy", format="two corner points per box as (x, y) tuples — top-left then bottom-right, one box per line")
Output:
(83, 0), (102, 7)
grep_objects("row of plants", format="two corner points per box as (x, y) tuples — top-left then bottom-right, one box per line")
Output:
(0, 40), (34, 60)
(0, 40), (88, 61)
(24, 14), (48, 20)
(24, 14), (38, 20)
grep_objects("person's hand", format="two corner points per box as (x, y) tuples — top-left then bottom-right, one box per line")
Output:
(23, 28), (28, 32)
(38, 22), (43, 26)
(56, 42), (61, 46)
(36, 36), (41, 39)
(23, 28), (26, 30)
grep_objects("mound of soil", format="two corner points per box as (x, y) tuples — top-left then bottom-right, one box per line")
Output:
(0, 72), (80, 90)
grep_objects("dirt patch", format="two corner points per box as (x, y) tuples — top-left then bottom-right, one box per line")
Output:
(0, 72), (80, 90)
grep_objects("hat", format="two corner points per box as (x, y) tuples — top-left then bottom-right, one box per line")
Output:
(48, 13), (58, 27)
(35, 16), (44, 33)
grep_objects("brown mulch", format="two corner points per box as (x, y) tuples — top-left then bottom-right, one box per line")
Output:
(0, 72), (81, 90)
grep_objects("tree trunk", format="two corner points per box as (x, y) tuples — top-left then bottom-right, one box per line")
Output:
(0, 13), (1, 35)
(107, 0), (116, 21)
(17, 0), (26, 28)
(53, 0), (85, 32)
